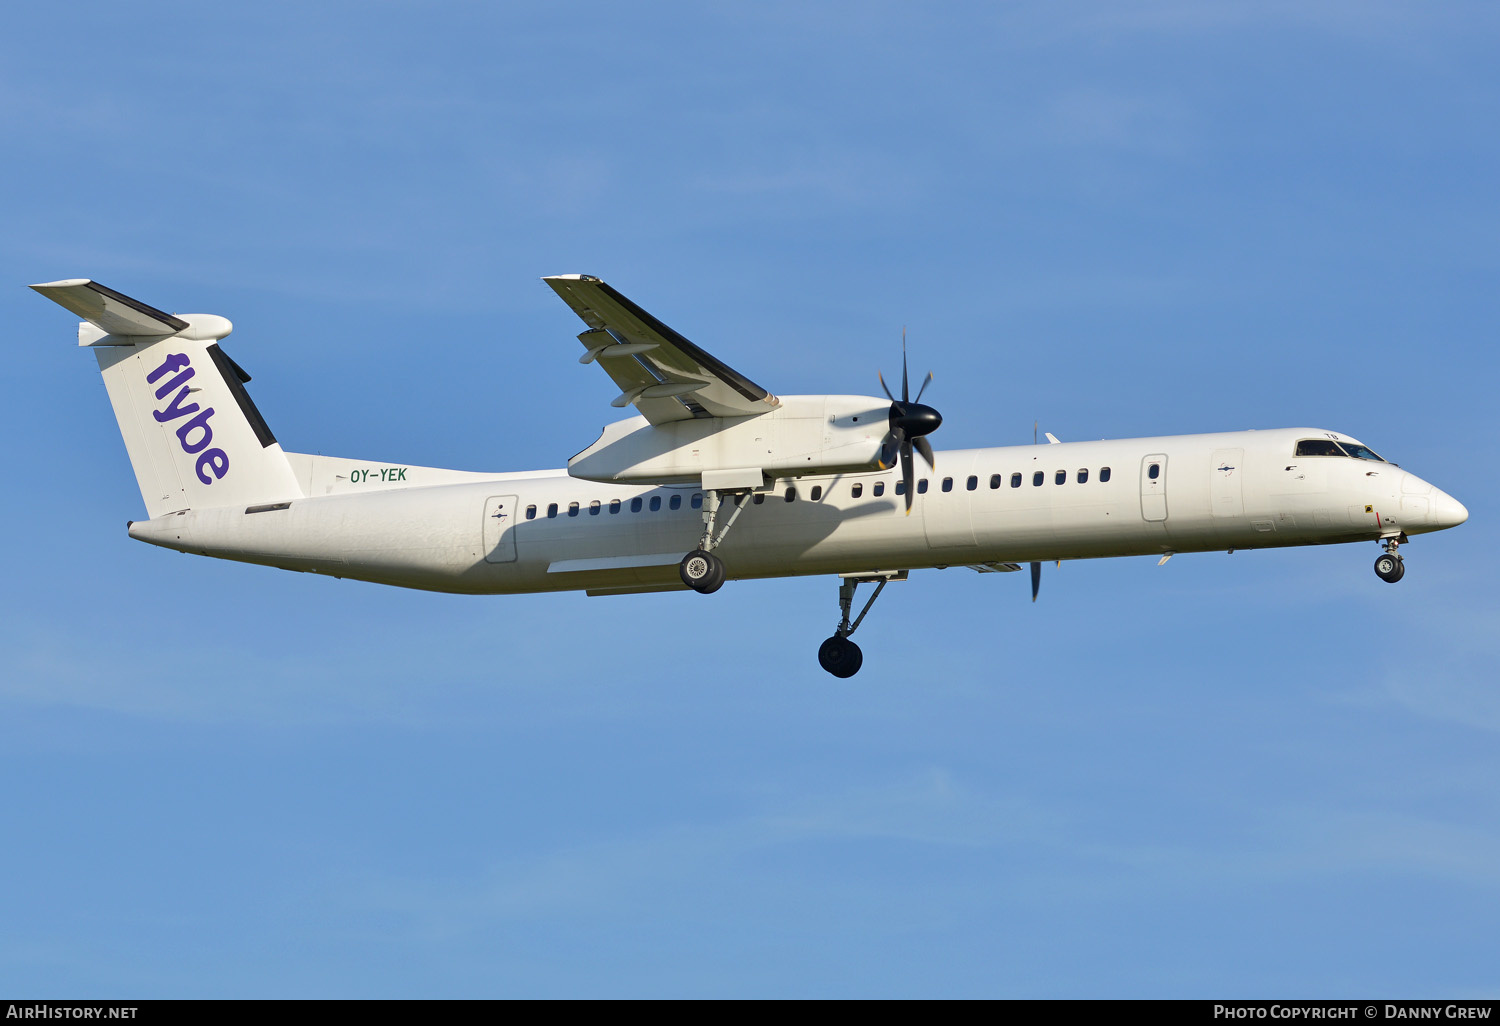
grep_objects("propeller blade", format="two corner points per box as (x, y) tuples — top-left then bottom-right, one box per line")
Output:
(901, 444), (915, 515)
(912, 435), (935, 470)
(1030, 561), (1041, 602)
(878, 371), (895, 404)
(914, 371), (933, 404)
(881, 424), (906, 472)
(901, 347), (910, 403)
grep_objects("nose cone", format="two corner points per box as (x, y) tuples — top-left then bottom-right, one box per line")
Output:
(1431, 490), (1469, 530)
(892, 402), (942, 438)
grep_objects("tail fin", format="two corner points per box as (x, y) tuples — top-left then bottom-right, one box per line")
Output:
(32, 279), (304, 518)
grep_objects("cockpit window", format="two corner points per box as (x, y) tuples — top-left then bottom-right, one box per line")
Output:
(1341, 442), (1386, 462)
(1295, 439), (1346, 457)
(1294, 438), (1388, 462)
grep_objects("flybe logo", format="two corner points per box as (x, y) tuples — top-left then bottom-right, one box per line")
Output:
(147, 353), (230, 485)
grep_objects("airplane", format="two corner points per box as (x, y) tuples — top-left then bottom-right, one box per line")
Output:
(32, 275), (1469, 678)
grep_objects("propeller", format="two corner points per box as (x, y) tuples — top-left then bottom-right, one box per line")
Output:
(1030, 422), (1042, 601)
(878, 331), (942, 514)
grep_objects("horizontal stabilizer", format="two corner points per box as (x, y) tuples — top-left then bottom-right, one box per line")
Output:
(30, 279), (188, 337)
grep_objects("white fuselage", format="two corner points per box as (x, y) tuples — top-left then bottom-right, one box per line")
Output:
(125, 425), (1468, 596)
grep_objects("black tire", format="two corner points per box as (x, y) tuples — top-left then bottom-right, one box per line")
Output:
(679, 550), (725, 593)
(817, 636), (864, 678)
(1374, 553), (1403, 583)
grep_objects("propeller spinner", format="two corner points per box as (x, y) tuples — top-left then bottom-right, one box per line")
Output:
(878, 338), (942, 514)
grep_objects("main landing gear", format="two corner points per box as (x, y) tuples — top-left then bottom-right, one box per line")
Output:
(1374, 536), (1406, 584)
(817, 573), (903, 678)
(679, 489), (752, 594)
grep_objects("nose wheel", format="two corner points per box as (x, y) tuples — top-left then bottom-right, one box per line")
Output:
(818, 636), (864, 678)
(1374, 552), (1405, 583)
(1374, 538), (1405, 583)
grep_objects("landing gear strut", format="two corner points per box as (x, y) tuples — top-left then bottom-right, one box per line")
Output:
(817, 573), (902, 678)
(1374, 536), (1406, 584)
(679, 489), (751, 594)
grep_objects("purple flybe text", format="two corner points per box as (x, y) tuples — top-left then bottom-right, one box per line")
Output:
(146, 353), (230, 485)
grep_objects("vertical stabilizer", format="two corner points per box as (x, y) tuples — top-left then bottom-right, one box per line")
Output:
(32, 280), (305, 517)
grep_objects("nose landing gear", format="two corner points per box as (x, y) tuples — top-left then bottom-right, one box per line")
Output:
(817, 572), (905, 677)
(1374, 537), (1406, 583)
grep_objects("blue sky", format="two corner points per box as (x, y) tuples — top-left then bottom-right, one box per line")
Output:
(3, 1), (1498, 997)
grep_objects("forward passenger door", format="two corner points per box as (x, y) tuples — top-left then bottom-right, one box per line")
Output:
(1140, 455), (1168, 522)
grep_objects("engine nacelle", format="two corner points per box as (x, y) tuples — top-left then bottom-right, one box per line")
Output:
(568, 395), (892, 486)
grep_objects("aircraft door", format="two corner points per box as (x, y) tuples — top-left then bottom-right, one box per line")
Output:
(1140, 454), (1168, 522)
(923, 458), (978, 548)
(1210, 448), (1244, 518)
(483, 494), (520, 563)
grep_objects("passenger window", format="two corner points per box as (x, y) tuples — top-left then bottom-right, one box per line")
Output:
(525, 504), (536, 520)
(1033, 471), (1044, 486)
(547, 503), (558, 518)
(918, 479), (929, 494)
(568, 502), (580, 517)
(785, 487), (796, 502)
(589, 500), (601, 515)
(811, 485), (823, 501)
(873, 481), (885, 496)
(895, 481), (906, 495)
(691, 493), (703, 509)
(1100, 467), (1111, 483)
(941, 477), (953, 492)
(851, 483), (863, 498)
(609, 499), (621, 513)
(669, 494), (682, 510)
(1295, 439), (1346, 457)
(990, 474), (1003, 489)
(1055, 470), (1066, 485)
(967, 475), (978, 491)
(1011, 473), (1022, 488)
(649, 496), (661, 511)
(1077, 469), (1088, 484)
(630, 497), (643, 513)
(1148, 463), (1160, 480)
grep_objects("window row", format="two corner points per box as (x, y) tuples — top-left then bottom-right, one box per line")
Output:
(841, 466), (1116, 496)
(527, 492), (707, 519)
(523, 466), (1116, 520)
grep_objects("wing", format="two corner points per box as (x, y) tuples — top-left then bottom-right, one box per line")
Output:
(544, 275), (780, 425)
